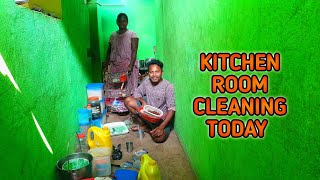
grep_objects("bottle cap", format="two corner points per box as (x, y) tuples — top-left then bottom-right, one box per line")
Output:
(76, 133), (86, 138)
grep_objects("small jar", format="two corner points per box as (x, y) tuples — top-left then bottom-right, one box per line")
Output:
(88, 96), (101, 120)
(76, 134), (88, 152)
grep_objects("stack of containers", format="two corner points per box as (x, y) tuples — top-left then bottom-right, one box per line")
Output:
(86, 83), (106, 127)
(87, 126), (112, 177)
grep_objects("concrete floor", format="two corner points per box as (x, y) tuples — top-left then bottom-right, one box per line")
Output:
(105, 113), (197, 180)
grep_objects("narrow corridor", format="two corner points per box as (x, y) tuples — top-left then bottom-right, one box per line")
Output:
(103, 113), (196, 179)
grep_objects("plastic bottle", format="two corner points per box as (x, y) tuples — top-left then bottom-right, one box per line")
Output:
(87, 104), (92, 121)
(87, 126), (112, 149)
(138, 154), (161, 180)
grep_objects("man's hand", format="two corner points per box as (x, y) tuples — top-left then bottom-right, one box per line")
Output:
(150, 126), (164, 137)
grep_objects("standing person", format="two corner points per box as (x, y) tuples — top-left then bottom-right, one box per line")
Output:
(124, 60), (175, 143)
(103, 13), (139, 95)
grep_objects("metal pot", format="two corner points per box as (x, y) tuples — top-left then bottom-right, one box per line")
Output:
(56, 152), (93, 180)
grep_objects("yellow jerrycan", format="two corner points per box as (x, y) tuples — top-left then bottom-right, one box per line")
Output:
(138, 154), (161, 180)
(87, 126), (112, 149)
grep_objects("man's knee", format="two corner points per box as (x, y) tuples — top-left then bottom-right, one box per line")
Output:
(124, 96), (135, 107)
(152, 133), (169, 143)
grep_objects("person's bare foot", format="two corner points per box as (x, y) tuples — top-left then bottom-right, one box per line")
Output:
(130, 125), (150, 133)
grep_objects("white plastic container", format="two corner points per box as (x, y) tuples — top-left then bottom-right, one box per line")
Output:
(88, 147), (111, 177)
(86, 83), (104, 100)
(103, 121), (129, 136)
(143, 105), (163, 118)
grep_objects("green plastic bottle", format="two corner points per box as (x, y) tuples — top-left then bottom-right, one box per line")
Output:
(138, 154), (161, 180)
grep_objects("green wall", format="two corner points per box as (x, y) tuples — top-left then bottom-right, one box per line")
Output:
(1, 0), (319, 179)
(97, 0), (157, 62)
(156, 0), (320, 179)
(0, 1), (93, 179)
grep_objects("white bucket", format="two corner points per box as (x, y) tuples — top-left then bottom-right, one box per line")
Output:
(86, 83), (104, 100)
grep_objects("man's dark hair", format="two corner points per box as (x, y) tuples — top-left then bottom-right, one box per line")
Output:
(117, 13), (128, 21)
(147, 59), (164, 70)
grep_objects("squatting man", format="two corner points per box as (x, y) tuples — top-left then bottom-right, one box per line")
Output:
(124, 59), (175, 143)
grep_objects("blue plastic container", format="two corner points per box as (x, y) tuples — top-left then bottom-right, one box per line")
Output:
(114, 169), (138, 180)
(90, 118), (102, 128)
(78, 108), (90, 125)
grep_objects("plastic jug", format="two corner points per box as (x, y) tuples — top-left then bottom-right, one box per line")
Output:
(87, 126), (112, 149)
(138, 154), (161, 180)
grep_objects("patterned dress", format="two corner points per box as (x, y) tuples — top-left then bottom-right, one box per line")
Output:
(107, 30), (139, 95)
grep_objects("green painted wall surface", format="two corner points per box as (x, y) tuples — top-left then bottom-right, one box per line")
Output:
(0, 1), (92, 179)
(88, 5), (102, 81)
(1, 0), (319, 179)
(97, 0), (157, 62)
(156, 0), (320, 179)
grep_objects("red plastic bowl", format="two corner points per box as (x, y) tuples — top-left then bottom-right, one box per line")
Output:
(138, 106), (162, 124)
